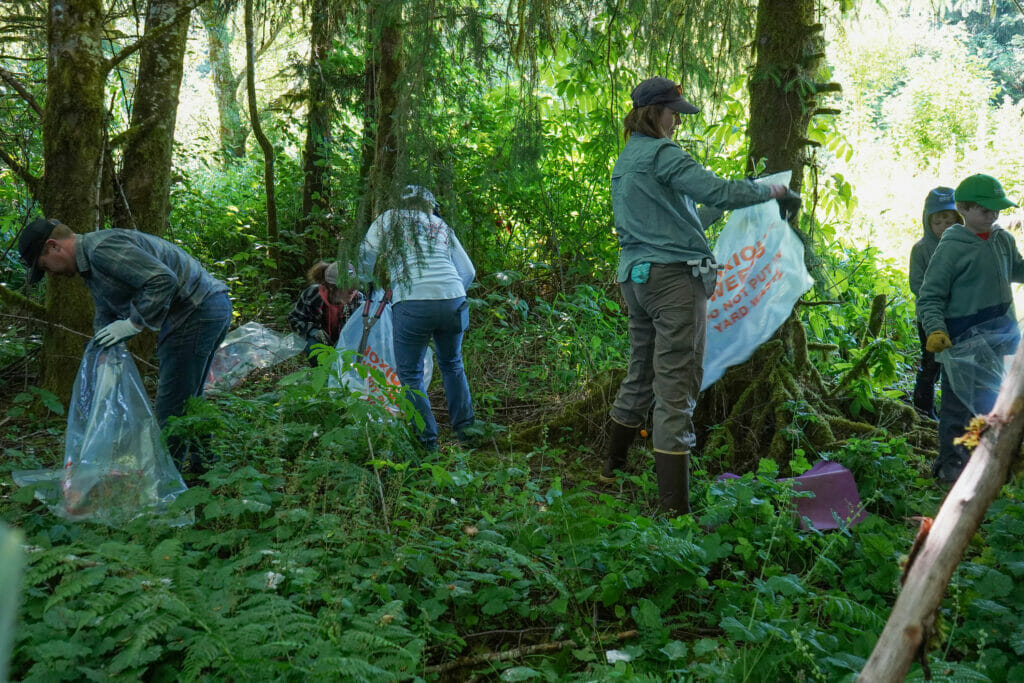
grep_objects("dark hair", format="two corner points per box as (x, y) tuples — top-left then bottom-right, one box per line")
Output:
(306, 261), (331, 285)
(623, 104), (668, 140)
(955, 201), (980, 212)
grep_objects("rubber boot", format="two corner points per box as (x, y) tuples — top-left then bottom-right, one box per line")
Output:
(654, 451), (691, 515)
(599, 421), (637, 483)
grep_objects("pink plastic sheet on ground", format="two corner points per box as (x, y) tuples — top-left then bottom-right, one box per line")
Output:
(718, 460), (866, 531)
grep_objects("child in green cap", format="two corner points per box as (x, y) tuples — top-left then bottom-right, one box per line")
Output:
(917, 173), (1023, 483)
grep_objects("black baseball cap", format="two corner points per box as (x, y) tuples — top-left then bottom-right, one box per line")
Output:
(18, 217), (60, 284)
(631, 77), (699, 114)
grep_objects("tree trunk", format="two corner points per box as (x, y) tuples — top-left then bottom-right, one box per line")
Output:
(197, 2), (247, 160)
(244, 0), (278, 275)
(357, 0), (403, 230)
(745, 0), (822, 193)
(298, 0), (333, 268)
(40, 0), (107, 402)
(114, 0), (192, 235)
(860, 348), (1024, 681)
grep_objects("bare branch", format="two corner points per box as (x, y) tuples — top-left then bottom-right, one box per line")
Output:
(0, 66), (43, 117)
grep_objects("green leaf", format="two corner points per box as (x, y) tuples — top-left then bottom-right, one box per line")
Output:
(660, 640), (688, 661)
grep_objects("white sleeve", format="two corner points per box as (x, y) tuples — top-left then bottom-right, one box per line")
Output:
(449, 227), (475, 290)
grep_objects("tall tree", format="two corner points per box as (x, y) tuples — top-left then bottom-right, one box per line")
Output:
(113, 0), (193, 234)
(37, 0), (107, 399)
(298, 0), (334, 266)
(358, 0), (403, 229)
(197, 1), (248, 160)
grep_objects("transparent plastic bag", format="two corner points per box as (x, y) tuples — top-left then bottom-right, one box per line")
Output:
(703, 171), (814, 389)
(937, 316), (1021, 415)
(330, 292), (433, 411)
(0, 523), (23, 683)
(12, 342), (190, 526)
(204, 321), (305, 393)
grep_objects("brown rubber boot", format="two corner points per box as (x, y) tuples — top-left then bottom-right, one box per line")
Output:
(599, 421), (638, 483)
(654, 451), (691, 515)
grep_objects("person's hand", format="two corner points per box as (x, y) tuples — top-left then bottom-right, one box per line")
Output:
(777, 189), (802, 221)
(926, 331), (952, 353)
(94, 319), (142, 347)
(312, 329), (329, 345)
(767, 184), (789, 199)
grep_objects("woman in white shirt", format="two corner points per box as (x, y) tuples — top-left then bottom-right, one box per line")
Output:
(359, 185), (476, 450)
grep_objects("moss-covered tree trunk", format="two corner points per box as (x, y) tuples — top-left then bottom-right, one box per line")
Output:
(40, 0), (106, 402)
(114, 0), (191, 235)
(197, 2), (247, 160)
(358, 0), (403, 229)
(298, 0), (333, 269)
(745, 0), (823, 190)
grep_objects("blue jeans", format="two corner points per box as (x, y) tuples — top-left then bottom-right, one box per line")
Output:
(155, 292), (232, 467)
(392, 297), (475, 447)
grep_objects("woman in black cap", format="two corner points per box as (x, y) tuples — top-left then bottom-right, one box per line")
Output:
(600, 76), (793, 515)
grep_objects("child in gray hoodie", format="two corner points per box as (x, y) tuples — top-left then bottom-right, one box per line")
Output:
(908, 187), (960, 420)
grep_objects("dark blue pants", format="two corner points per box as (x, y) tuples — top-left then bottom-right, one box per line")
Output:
(392, 297), (475, 448)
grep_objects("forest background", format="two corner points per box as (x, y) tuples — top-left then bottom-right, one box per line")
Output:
(2, 0), (1024, 680)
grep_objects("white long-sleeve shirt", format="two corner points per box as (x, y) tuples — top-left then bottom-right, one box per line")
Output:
(359, 209), (475, 303)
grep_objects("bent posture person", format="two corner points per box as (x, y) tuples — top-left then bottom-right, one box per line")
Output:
(19, 219), (232, 472)
(359, 185), (476, 450)
(602, 77), (793, 515)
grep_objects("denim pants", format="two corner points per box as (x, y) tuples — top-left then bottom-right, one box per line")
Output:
(611, 263), (707, 454)
(392, 297), (475, 447)
(155, 292), (232, 465)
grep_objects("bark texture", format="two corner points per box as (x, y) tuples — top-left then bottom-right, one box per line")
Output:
(115, 0), (192, 234)
(41, 0), (107, 401)
(299, 0), (333, 266)
(198, 2), (247, 159)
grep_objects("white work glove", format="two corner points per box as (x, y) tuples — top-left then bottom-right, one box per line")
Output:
(94, 319), (142, 347)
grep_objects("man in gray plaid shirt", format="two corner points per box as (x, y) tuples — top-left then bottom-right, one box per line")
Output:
(19, 218), (232, 473)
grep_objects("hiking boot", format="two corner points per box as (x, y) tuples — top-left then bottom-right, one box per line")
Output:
(655, 451), (691, 515)
(599, 420), (638, 483)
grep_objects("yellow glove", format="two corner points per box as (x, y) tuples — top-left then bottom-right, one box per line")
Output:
(926, 331), (952, 353)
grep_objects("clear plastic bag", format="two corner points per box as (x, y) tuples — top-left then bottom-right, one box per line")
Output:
(703, 171), (814, 389)
(0, 523), (23, 683)
(204, 321), (306, 393)
(12, 342), (190, 526)
(937, 316), (1021, 415)
(330, 292), (433, 411)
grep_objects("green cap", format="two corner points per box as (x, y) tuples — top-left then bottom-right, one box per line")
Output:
(954, 173), (1018, 210)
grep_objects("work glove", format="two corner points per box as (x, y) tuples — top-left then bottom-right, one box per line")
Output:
(777, 189), (802, 221)
(311, 329), (329, 345)
(926, 331), (952, 353)
(94, 319), (142, 348)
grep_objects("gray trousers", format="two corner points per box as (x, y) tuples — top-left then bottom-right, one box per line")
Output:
(611, 263), (707, 454)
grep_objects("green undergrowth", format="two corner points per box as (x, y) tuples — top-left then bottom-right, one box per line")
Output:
(4, 361), (1024, 681)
